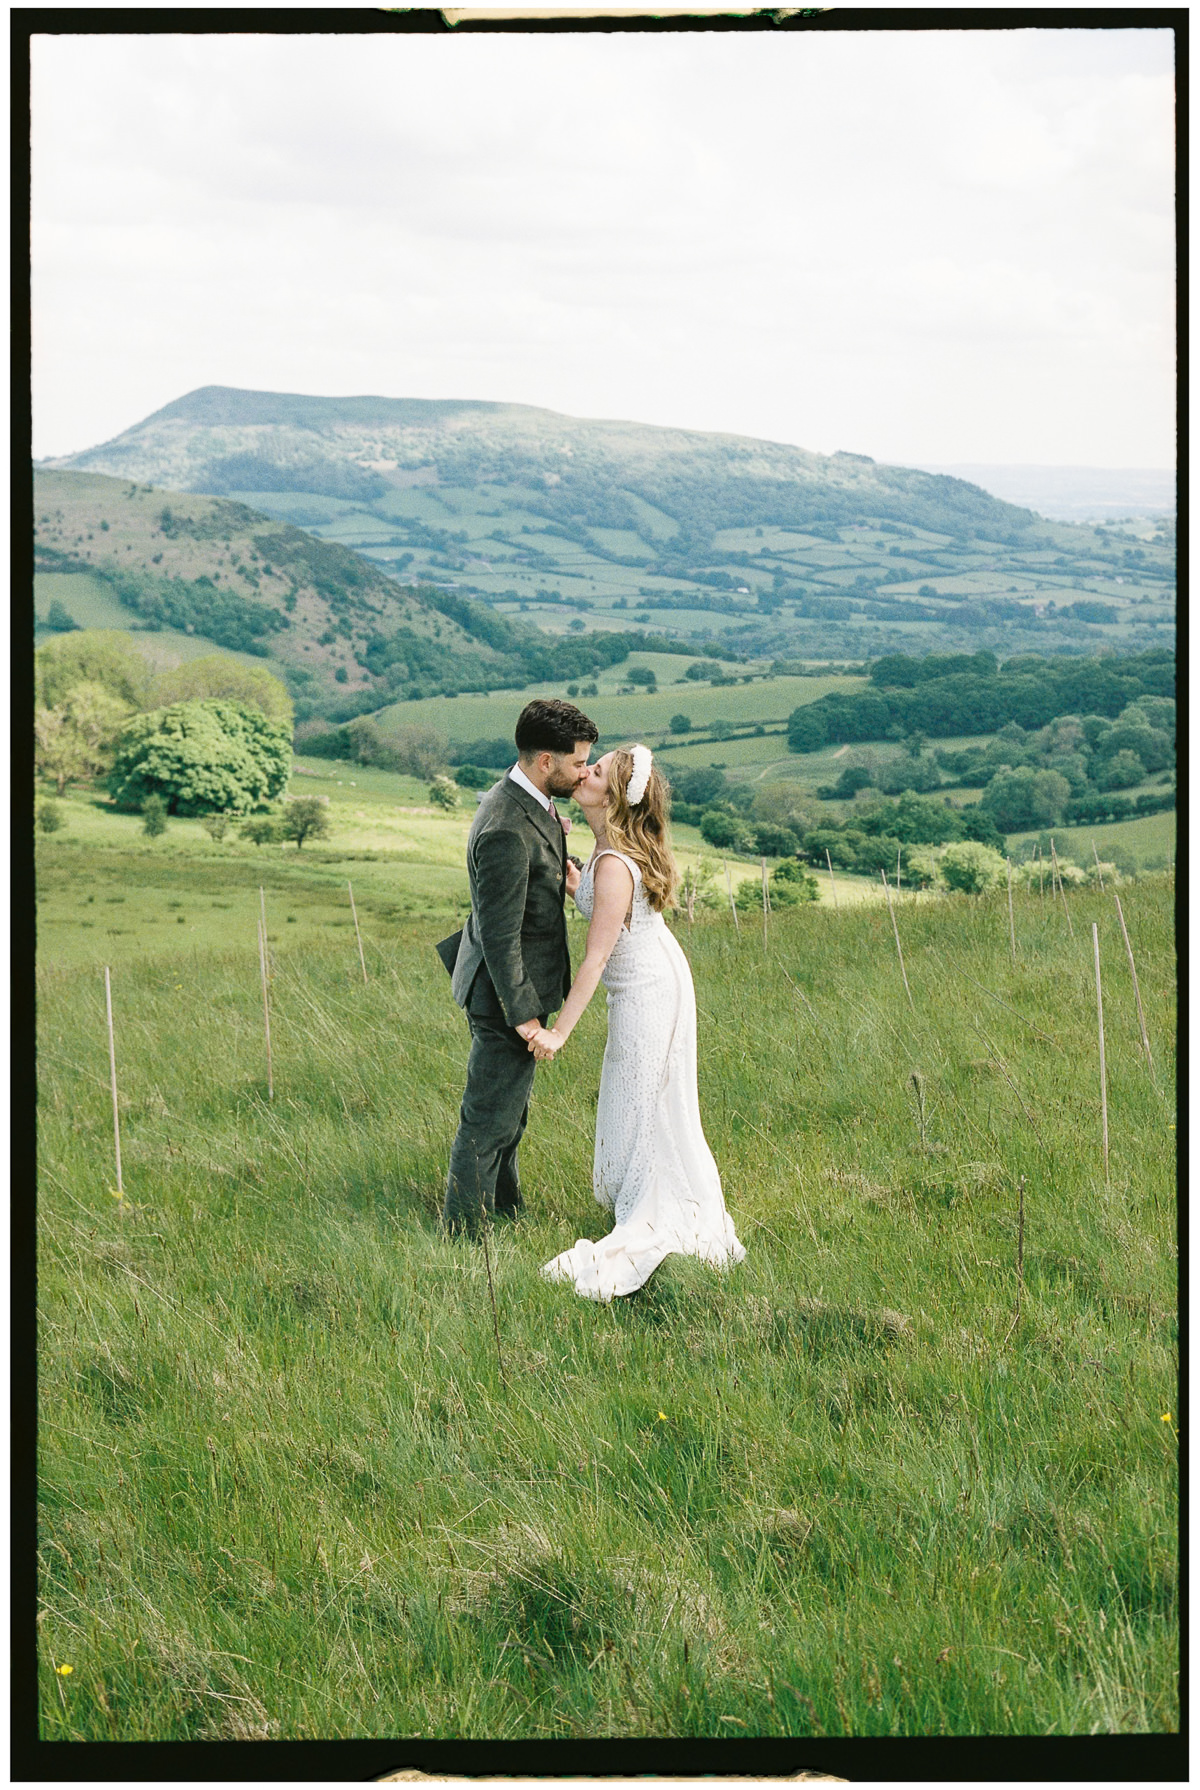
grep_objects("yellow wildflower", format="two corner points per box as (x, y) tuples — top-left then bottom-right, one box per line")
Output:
(657, 1411), (667, 1421)
(55, 1664), (72, 1676)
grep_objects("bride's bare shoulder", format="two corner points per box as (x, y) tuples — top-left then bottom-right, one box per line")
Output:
(593, 850), (636, 887)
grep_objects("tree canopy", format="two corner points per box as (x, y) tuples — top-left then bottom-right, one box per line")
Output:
(107, 699), (291, 814)
(151, 655), (294, 728)
(35, 629), (152, 710)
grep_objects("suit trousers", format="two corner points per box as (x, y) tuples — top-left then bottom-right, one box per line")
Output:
(443, 978), (545, 1234)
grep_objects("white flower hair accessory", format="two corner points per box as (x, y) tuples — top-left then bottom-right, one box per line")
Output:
(625, 744), (652, 806)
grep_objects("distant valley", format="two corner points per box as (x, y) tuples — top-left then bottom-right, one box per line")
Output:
(37, 387), (1176, 722)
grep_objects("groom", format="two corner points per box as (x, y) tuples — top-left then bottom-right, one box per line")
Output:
(441, 698), (599, 1236)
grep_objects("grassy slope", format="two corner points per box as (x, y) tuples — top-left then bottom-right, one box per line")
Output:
(33, 470), (503, 703)
(36, 817), (1178, 1740)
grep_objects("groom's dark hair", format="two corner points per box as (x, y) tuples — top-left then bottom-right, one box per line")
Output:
(515, 698), (599, 758)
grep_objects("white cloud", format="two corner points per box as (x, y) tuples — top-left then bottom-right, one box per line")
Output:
(31, 26), (1176, 465)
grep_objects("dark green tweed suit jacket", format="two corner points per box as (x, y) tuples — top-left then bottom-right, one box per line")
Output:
(449, 775), (571, 1028)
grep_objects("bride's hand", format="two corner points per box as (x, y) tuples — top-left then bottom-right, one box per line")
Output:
(530, 1026), (563, 1061)
(565, 861), (582, 898)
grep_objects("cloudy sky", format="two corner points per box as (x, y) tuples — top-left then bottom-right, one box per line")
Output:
(31, 24), (1175, 468)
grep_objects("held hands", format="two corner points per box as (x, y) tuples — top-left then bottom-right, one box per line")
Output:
(528, 1025), (564, 1062)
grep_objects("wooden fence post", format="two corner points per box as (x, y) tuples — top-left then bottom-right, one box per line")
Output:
(348, 880), (368, 984)
(1113, 892), (1154, 1074)
(258, 914), (274, 1101)
(1092, 923), (1109, 1183)
(104, 966), (123, 1199)
(881, 870), (914, 1010)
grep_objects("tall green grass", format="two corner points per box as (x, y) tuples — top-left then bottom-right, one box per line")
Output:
(37, 867), (1177, 1738)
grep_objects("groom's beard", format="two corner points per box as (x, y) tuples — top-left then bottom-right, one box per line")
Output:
(546, 765), (586, 799)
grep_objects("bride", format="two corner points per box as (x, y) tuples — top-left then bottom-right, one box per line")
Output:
(528, 744), (745, 1301)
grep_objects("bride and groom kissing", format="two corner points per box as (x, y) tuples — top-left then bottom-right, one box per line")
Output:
(438, 698), (744, 1302)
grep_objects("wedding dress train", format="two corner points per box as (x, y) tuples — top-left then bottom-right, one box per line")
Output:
(541, 849), (746, 1301)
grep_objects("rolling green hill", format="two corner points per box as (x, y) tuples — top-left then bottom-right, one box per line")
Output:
(42, 388), (1176, 668)
(33, 469), (701, 723)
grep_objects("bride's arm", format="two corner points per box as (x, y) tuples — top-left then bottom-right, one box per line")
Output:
(531, 856), (632, 1053)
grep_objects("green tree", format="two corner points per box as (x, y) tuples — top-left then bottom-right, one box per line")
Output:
(201, 814), (229, 843)
(700, 810), (752, 852)
(786, 706), (829, 753)
(980, 766), (1071, 833)
(141, 793), (168, 838)
(378, 724), (449, 780)
(280, 797), (331, 849)
(35, 629), (151, 710)
(108, 700), (292, 815)
(35, 680), (131, 794)
(751, 822), (799, 858)
(626, 666), (657, 687)
(1095, 749), (1146, 792)
(36, 800), (64, 834)
(44, 599), (80, 632)
(668, 714), (692, 734)
(152, 656), (294, 728)
(35, 706), (89, 796)
(429, 776), (459, 810)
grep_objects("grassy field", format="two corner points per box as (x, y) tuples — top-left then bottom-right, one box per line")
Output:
(375, 674), (864, 752)
(35, 779), (1178, 1740)
(1010, 810), (1176, 873)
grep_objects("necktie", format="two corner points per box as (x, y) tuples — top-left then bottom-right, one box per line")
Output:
(547, 799), (558, 825)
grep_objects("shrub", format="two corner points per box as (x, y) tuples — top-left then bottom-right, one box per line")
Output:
(734, 866), (818, 910)
(668, 714), (692, 734)
(939, 841), (1006, 893)
(200, 814), (229, 843)
(141, 794), (168, 838)
(626, 666), (657, 687)
(429, 776), (460, 810)
(453, 764), (499, 791)
(36, 801), (64, 834)
(240, 816), (281, 846)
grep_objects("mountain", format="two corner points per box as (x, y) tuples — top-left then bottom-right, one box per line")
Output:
(40, 388), (1176, 670)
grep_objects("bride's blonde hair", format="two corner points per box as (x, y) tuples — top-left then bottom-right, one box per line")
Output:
(603, 748), (678, 913)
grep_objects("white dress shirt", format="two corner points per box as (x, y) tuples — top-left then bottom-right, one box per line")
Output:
(508, 761), (553, 812)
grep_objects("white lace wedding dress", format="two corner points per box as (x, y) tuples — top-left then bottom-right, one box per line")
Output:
(541, 848), (746, 1301)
